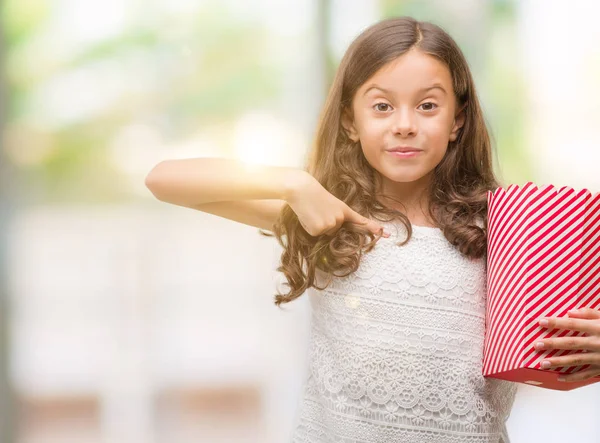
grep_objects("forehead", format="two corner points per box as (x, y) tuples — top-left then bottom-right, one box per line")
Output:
(358, 49), (453, 96)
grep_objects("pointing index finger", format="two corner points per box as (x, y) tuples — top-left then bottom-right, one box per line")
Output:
(344, 209), (390, 237)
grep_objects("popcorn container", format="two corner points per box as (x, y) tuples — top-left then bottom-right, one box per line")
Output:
(483, 182), (600, 390)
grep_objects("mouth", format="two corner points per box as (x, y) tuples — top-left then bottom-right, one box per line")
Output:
(385, 146), (423, 158)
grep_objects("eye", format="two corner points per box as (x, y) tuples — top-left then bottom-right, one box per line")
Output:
(419, 102), (438, 112)
(373, 102), (392, 112)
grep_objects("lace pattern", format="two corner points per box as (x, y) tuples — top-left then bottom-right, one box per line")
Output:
(290, 222), (517, 443)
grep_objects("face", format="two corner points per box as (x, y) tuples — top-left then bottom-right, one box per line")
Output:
(342, 48), (465, 204)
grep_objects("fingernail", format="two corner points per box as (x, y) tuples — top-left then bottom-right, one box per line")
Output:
(557, 377), (566, 382)
(539, 319), (549, 327)
(384, 230), (390, 237)
(535, 341), (544, 350)
(541, 360), (550, 369)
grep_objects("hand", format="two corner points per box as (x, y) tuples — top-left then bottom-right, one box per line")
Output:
(285, 171), (391, 238)
(535, 308), (600, 382)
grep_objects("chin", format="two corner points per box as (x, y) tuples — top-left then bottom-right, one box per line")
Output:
(383, 174), (427, 184)
(380, 167), (428, 183)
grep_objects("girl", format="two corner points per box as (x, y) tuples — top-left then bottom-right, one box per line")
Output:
(145, 16), (600, 443)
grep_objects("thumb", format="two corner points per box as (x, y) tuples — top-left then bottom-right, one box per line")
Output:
(568, 307), (600, 319)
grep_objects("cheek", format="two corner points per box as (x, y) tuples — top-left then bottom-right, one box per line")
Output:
(421, 118), (452, 138)
(355, 120), (385, 149)
(359, 115), (387, 134)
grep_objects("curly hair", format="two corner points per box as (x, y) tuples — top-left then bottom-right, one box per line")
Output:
(262, 16), (505, 307)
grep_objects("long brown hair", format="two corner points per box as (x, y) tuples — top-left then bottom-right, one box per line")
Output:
(264, 16), (503, 307)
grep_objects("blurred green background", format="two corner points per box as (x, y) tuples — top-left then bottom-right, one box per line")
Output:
(1, 0), (531, 205)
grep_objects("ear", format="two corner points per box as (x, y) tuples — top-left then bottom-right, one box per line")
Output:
(341, 108), (360, 142)
(449, 104), (467, 142)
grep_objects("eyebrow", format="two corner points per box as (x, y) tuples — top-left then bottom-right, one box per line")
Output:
(363, 83), (447, 97)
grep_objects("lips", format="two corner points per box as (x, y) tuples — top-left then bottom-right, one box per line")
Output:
(386, 146), (422, 153)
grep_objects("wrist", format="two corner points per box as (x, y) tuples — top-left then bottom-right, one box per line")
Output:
(282, 169), (310, 203)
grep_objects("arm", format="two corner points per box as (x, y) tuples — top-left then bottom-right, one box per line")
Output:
(190, 199), (287, 231)
(144, 158), (306, 230)
(145, 157), (389, 238)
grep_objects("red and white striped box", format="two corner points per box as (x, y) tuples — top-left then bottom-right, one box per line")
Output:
(483, 182), (600, 391)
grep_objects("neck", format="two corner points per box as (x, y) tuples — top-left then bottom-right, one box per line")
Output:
(377, 173), (435, 225)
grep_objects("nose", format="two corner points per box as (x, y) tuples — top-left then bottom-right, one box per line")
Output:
(392, 107), (417, 137)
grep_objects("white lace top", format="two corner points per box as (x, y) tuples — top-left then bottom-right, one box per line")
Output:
(290, 220), (518, 443)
